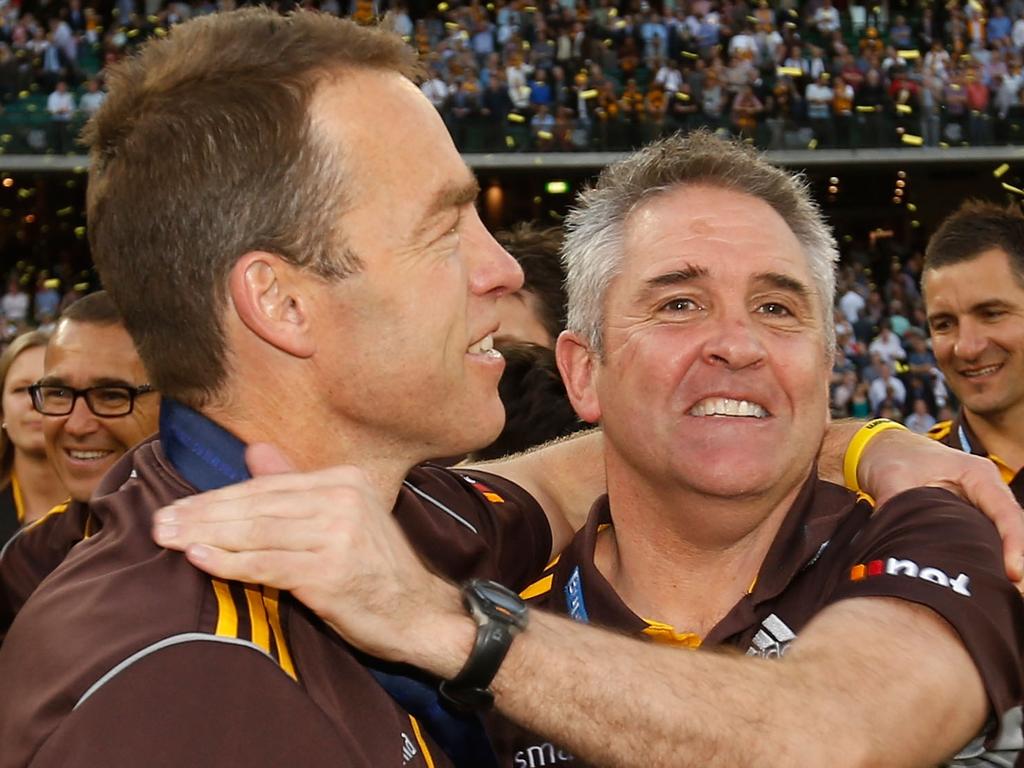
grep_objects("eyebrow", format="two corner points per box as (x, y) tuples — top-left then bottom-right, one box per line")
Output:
(642, 264), (711, 292)
(751, 271), (813, 298)
(36, 376), (137, 388)
(414, 176), (481, 240)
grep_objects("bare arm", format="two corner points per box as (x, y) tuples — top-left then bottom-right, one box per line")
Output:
(466, 429), (604, 553)
(395, 591), (988, 768)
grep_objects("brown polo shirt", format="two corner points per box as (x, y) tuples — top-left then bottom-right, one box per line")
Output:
(489, 478), (1024, 767)
(929, 415), (1024, 506)
(0, 435), (551, 767)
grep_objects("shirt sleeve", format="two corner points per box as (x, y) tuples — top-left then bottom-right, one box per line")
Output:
(826, 488), (1023, 743)
(395, 465), (553, 591)
(0, 499), (85, 644)
(27, 639), (431, 768)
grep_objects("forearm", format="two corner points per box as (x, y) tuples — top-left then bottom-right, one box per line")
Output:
(405, 599), (985, 768)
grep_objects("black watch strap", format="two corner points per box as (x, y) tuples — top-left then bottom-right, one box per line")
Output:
(439, 579), (528, 711)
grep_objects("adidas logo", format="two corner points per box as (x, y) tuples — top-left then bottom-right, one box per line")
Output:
(746, 613), (796, 658)
(850, 557), (971, 597)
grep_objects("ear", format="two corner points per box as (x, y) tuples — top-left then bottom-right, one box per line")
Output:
(227, 252), (316, 359)
(555, 330), (602, 424)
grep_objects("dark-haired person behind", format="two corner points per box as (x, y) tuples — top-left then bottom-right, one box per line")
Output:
(471, 342), (587, 461)
(35, 291), (160, 504)
(494, 224), (567, 349)
(1, 291), (158, 642)
(0, 331), (68, 544)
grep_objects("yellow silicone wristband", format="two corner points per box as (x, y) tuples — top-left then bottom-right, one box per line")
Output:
(842, 419), (909, 493)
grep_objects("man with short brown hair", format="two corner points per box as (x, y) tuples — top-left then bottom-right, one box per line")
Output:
(924, 200), (1024, 506)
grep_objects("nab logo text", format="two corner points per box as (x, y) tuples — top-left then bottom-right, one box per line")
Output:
(850, 557), (971, 596)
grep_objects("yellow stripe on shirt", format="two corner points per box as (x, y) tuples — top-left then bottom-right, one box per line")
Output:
(409, 715), (436, 768)
(245, 585), (271, 652)
(11, 473), (24, 523)
(211, 579), (238, 638)
(263, 587), (297, 681)
(520, 574), (553, 600)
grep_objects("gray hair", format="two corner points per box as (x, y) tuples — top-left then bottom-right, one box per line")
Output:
(562, 131), (838, 356)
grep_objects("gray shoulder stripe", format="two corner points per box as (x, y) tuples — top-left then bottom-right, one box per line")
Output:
(402, 481), (479, 534)
(0, 525), (25, 562)
(74, 633), (273, 710)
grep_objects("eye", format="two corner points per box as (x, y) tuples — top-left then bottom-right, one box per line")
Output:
(982, 308), (1006, 321)
(661, 297), (700, 313)
(929, 318), (952, 333)
(757, 302), (792, 317)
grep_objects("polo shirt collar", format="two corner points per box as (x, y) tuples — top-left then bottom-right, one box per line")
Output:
(558, 472), (858, 645)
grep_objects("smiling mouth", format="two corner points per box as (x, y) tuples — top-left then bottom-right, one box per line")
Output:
(960, 363), (1002, 379)
(688, 397), (770, 418)
(467, 333), (503, 358)
(65, 449), (115, 462)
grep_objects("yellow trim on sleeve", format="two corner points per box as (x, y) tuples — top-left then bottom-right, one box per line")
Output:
(262, 587), (297, 681)
(409, 715), (436, 768)
(245, 585), (271, 652)
(543, 553), (561, 571)
(520, 574), (553, 600)
(212, 578), (238, 638)
(927, 420), (952, 442)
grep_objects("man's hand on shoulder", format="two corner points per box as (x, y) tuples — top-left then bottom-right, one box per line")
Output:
(152, 443), (475, 675)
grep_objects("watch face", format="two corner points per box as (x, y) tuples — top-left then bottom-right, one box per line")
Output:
(471, 580), (528, 625)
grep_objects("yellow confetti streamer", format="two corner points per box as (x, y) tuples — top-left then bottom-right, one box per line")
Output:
(1001, 182), (1024, 196)
(994, 163), (1010, 178)
(901, 134), (924, 146)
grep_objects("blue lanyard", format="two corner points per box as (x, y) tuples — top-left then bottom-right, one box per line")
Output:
(159, 399), (496, 767)
(565, 566), (591, 624)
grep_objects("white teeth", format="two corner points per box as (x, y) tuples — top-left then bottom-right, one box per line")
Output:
(962, 364), (1001, 378)
(468, 334), (498, 355)
(688, 397), (768, 418)
(68, 450), (112, 461)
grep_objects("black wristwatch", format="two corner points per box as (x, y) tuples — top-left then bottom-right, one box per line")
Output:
(438, 579), (529, 712)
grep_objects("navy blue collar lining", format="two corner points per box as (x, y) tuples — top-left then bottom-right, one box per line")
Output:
(159, 399), (249, 492)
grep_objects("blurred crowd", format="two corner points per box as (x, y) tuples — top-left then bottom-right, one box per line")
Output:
(7, 2), (1024, 152)
(413, 0), (1024, 151)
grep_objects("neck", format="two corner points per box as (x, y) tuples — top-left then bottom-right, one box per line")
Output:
(595, 466), (806, 636)
(962, 403), (1024, 472)
(200, 391), (415, 509)
(12, 449), (69, 525)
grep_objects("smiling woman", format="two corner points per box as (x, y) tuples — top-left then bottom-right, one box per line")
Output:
(0, 330), (69, 544)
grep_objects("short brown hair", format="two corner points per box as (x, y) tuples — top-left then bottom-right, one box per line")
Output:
(925, 200), (1024, 286)
(494, 223), (567, 340)
(83, 8), (420, 406)
(0, 330), (50, 482)
(59, 290), (121, 327)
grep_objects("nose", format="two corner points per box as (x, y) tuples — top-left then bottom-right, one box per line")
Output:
(953, 318), (988, 361)
(700, 313), (767, 371)
(61, 396), (100, 437)
(464, 208), (524, 297)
